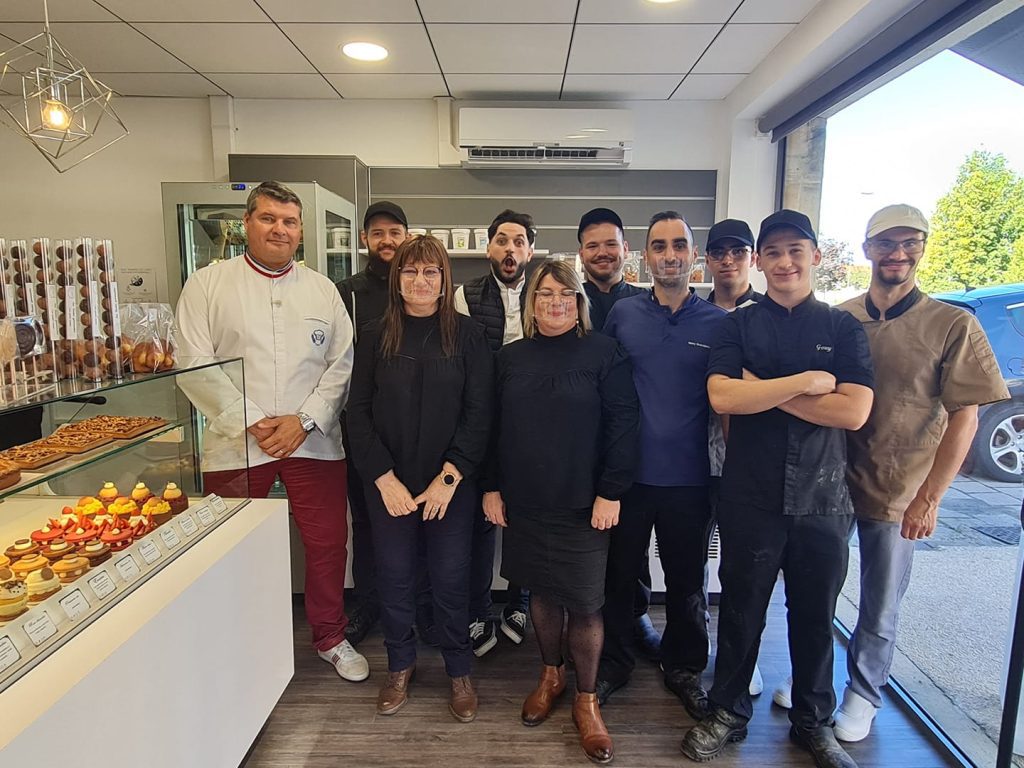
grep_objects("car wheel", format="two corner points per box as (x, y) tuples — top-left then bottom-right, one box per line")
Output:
(974, 401), (1024, 483)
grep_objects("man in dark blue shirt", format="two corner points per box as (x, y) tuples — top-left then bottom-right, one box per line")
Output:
(597, 212), (726, 718)
(682, 210), (874, 768)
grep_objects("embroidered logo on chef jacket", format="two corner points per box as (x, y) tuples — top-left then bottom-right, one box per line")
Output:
(311, 329), (326, 346)
(815, 344), (833, 352)
(688, 341), (711, 349)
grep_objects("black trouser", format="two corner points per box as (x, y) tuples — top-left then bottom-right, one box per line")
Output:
(710, 502), (851, 729)
(469, 492), (496, 621)
(341, 415), (377, 610)
(635, 555), (653, 618)
(367, 480), (476, 677)
(600, 484), (712, 684)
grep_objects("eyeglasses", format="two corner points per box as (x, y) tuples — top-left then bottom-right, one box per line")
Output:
(866, 238), (926, 256)
(707, 246), (751, 262)
(535, 289), (578, 302)
(399, 266), (443, 280)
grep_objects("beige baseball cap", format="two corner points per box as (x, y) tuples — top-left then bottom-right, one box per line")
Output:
(865, 204), (929, 239)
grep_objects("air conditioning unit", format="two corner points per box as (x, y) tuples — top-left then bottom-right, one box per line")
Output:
(457, 107), (633, 167)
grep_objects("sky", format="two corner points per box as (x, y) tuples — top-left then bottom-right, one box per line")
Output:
(819, 49), (1024, 261)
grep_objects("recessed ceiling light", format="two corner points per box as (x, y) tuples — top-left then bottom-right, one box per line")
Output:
(581, 128), (607, 133)
(341, 42), (388, 61)
(565, 134), (588, 139)
(645, 0), (683, 4)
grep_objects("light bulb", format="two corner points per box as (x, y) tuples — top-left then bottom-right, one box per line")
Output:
(42, 99), (71, 130)
(341, 42), (388, 62)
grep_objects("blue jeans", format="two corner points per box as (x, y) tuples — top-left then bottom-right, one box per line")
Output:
(847, 518), (915, 707)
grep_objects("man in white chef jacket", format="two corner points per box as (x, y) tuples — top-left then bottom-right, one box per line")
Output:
(175, 181), (369, 683)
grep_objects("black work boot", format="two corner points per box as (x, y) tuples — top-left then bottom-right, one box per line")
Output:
(664, 669), (710, 720)
(680, 707), (748, 762)
(790, 724), (859, 768)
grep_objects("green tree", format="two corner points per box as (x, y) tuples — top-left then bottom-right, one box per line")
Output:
(815, 236), (855, 291)
(918, 150), (1024, 292)
(848, 264), (871, 290)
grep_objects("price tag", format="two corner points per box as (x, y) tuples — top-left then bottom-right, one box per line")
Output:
(58, 589), (91, 621)
(158, 526), (181, 549)
(88, 281), (101, 337)
(1, 282), (13, 314)
(0, 635), (21, 673)
(195, 505), (215, 527)
(66, 299), (80, 340)
(87, 569), (116, 600)
(178, 514), (199, 537)
(114, 555), (141, 582)
(210, 495), (228, 516)
(23, 611), (58, 647)
(138, 540), (161, 565)
(108, 282), (122, 335)
(45, 285), (61, 337)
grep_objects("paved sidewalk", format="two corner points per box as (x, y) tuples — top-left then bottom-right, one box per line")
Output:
(918, 474), (1022, 549)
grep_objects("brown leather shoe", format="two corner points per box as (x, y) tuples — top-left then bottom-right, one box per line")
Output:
(449, 675), (478, 722)
(573, 691), (614, 764)
(377, 666), (414, 715)
(522, 664), (567, 726)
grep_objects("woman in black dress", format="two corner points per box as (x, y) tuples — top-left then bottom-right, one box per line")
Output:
(482, 260), (638, 764)
(347, 235), (493, 722)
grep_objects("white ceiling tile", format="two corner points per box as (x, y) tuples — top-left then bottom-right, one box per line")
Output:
(567, 24), (718, 75)
(670, 73), (745, 100)
(95, 71), (226, 97)
(259, 0), (421, 23)
(691, 23), (794, 74)
(419, 0), (578, 23)
(207, 73), (340, 99)
(561, 73), (680, 100)
(731, 0), (822, 24)
(281, 23), (438, 74)
(431, 24), (571, 74)
(578, 0), (735, 24)
(324, 73), (448, 99)
(0, 22), (191, 71)
(0, 0), (116, 22)
(135, 23), (314, 73)
(447, 74), (562, 99)
(96, 0), (268, 22)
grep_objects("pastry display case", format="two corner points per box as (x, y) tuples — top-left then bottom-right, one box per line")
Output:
(0, 356), (250, 693)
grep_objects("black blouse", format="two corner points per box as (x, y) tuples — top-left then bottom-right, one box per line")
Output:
(347, 312), (494, 494)
(488, 329), (639, 509)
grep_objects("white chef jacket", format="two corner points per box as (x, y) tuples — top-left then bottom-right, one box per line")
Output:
(174, 254), (354, 471)
(453, 274), (525, 346)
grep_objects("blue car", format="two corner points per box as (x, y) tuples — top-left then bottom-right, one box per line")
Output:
(932, 284), (1024, 483)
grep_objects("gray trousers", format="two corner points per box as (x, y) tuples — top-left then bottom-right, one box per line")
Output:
(847, 518), (916, 707)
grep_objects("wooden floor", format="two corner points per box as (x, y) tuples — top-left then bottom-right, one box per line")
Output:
(244, 588), (961, 768)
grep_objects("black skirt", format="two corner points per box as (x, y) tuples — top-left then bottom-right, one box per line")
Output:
(501, 504), (609, 613)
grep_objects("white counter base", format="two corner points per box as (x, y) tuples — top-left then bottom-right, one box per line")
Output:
(0, 498), (293, 768)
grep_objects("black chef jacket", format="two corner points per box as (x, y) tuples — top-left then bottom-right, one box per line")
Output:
(707, 293), (874, 516)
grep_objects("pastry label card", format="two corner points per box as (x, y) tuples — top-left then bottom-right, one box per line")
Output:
(158, 526), (181, 550)
(178, 513), (199, 537)
(114, 555), (141, 582)
(138, 540), (161, 565)
(195, 505), (215, 527)
(58, 589), (91, 621)
(211, 495), (228, 516)
(87, 569), (117, 600)
(23, 611), (58, 647)
(0, 635), (20, 673)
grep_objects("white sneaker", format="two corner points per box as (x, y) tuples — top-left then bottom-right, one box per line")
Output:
(749, 663), (764, 696)
(318, 638), (369, 682)
(834, 686), (877, 742)
(772, 675), (793, 709)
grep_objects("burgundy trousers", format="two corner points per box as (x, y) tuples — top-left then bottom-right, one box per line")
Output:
(203, 457), (349, 652)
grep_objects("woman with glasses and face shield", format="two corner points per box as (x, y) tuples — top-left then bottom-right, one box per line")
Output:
(347, 235), (494, 723)
(481, 260), (639, 764)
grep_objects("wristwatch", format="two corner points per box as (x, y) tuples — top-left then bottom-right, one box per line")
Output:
(441, 471), (458, 487)
(297, 412), (316, 433)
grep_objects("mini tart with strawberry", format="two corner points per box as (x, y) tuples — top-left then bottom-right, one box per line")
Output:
(97, 481), (119, 507)
(107, 496), (139, 519)
(75, 495), (105, 518)
(64, 517), (103, 546)
(5, 539), (40, 560)
(141, 496), (173, 526)
(40, 539), (76, 562)
(30, 520), (66, 544)
(161, 482), (189, 514)
(130, 481), (153, 506)
(100, 517), (134, 551)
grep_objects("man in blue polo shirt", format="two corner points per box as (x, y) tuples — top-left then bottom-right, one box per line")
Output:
(681, 210), (874, 768)
(596, 211), (726, 717)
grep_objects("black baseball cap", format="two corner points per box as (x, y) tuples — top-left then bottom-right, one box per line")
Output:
(578, 207), (624, 243)
(706, 219), (754, 250)
(363, 201), (408, 230)
(756, 209), (817, 251)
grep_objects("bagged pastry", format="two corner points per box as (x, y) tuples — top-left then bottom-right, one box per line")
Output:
(120, 302), (177, 373)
